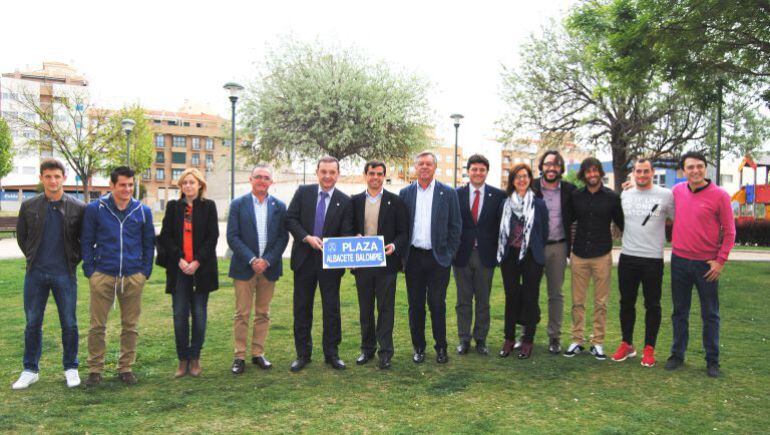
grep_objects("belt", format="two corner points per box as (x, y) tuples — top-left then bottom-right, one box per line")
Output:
(546, 239), (566, 245)
(411, 246), (432, 252)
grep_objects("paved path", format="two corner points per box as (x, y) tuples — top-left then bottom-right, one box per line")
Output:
(3, 223), (770, 262)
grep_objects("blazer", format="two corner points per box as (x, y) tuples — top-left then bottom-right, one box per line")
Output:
(399, 180), (462, 268)
(453, 183), (507, 268)
(350, 189), (409, 275)
(285, 184), (354, 274)
(157, 197), (219, 294)
(499, 196), (549, 266)
(531, 177), (576, 258)
(226, 193), (289, 282)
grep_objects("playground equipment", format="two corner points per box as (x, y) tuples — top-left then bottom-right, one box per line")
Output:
(731, 154), (770, 220)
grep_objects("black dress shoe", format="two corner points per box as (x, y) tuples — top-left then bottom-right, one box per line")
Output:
(231, 359), (245, 375)
(548, 338), (562, 355)
(413, 349), (425, 364)
(325, 356), (346, 370)
(356, 352), (375, 365)
(290, 357), (310, 373)
(251, 355), (272, 370)
(456, 341), (471, 355)
(476, 339), (489, 355)
(378, 355), (392, 370)
(436, 348), (449, 364)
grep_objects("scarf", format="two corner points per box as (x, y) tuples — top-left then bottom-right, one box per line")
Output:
(497, 189), (535, 263)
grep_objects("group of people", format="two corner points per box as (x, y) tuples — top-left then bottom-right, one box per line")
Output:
(11, 148), (735, 390)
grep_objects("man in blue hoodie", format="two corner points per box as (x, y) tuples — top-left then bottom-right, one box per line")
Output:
(80, 166), (155, 386)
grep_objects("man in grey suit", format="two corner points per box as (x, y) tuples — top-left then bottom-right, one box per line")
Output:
(399, 151), (462, 364)
(227, 165), (289, 374)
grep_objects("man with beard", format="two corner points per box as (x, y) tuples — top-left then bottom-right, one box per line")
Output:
(529, 150), (576, 354)
(564, 158), (623, 361)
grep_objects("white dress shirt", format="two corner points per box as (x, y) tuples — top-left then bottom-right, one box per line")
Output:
(412, 179), (435, 249)
(252, 193), (269, 263)
(469, 183), (485, 218)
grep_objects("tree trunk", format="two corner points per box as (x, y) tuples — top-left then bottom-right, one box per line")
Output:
(610, 138), (629, 193)
(82, 178), (91, 204)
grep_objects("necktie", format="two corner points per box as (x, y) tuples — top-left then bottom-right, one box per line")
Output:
(471, 189), (480, 224)
(313, 191), (329, 237)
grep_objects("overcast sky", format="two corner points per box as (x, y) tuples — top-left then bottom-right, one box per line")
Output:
(2, 0), (576, 161)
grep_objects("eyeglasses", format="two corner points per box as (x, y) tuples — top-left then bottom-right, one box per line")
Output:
(251, 175), (272, 181)
(514, 175), (530, 180)
(542, 162), (561, 168)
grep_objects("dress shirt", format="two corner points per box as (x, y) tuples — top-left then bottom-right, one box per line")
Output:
(252, 193), (269, 262)
(317, 186), (335, 219)
(412, 179), (435, 249)
(366, 188), (383, 203)
(469, 183), (485, 217)
(540, 179), (565, 241)
(571, 185), (624, 258)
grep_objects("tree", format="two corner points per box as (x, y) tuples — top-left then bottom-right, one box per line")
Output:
(6, 88), (117, 201)
(500, 18), (707, 191)
(703, 87), (770, 160)
(0, 118), (14, 211)
(241, 38), (432, 164)
(104, 105), (154, 186)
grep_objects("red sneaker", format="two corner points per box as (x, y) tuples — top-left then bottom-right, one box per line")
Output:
(611, 341), (636, 362)
(641, 345), (656, 367)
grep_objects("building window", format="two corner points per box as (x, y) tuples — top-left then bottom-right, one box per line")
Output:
(196, 123), (202, 128)
(143, 169), (151, 180)
(183, 122), (190, 127)
(168, 120), (177, 126)
(172, 136), (185, 148)
(155, 134), (165, 148)
(153, 119), (161, 124)
(721, 174), (733, 184)
(205, 138), (214, 150)
(205, 154), (214, 166)
(191, 137), (200, 150)
(222, 139), (231, 147)
(156, 168), (165, 181)
(172, 168), (184, 180)
(155, 151), (165, 163)
(653, 173), (666, 186)
(191, 153), (200, 165)
(172, 152), (186, 164)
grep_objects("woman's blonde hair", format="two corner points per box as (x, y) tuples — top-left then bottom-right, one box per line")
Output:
(177, 168), (207, 199)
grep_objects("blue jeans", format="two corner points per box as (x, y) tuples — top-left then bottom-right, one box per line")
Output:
(670, 254), (720, 365)
(23, 268), (79, 372)
(172, 273), (209, 360)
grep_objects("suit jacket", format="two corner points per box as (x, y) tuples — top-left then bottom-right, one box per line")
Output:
(531, 177), (576, 258)
(351, 189), (409, 275)
(399, 180), (462, 268)
(226, 193), (289, 282)
(499, 196), (550, 266)
(453, 183), (507, 268)
(285, 184), (354, 275)
(157, 197), (219, 293)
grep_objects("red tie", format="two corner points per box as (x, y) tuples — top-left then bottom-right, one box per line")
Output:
(471, 189), (480, 224)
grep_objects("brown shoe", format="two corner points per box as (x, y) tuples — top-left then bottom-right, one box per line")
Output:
(118, 372), (138, 385)
(175, 360), (189, 378)
(85, 372), (102, 387)
(189, 359), (202, 377)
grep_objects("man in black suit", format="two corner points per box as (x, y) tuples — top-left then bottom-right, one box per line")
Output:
(350, 161), (409, 370)
(285, 156), (354, 372)
(453, 154), (506, 356)
(529, 150), (576, 354)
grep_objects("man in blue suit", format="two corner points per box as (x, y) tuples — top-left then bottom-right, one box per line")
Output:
(399, 151), (462, 364)
(227, 165), (289, 374)
(453, 155), (506, 356)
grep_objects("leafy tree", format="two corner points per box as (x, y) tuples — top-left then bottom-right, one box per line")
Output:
(6, 88), (117, 200)
(104, 105), (154, 186)
(0, 118), (14, 211)
(241, 38), (432, 164)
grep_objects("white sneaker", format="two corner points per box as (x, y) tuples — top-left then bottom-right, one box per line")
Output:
(590, 344), (607, 360)
(12, 370), (39, 390)
(65, 369), (81, 388)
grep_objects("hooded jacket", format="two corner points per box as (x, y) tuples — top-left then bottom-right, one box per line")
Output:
(81, 193), (155, 278)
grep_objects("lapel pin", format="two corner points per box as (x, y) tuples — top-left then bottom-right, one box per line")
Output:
(440, 191), (444, 195)
(336, 202), (340, 206)
(387, 201), (391, 205)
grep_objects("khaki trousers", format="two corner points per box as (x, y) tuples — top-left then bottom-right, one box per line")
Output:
(570, 253), (612, 345)
(87, 272), (145, 374)
(233, 274), (276, 359)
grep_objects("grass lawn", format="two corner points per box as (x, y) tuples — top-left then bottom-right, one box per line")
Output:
(0, 259), (768, 433)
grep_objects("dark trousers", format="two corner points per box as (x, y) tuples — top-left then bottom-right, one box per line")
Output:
(293, 253), (343, 359)
(500, 249), (543, 343)
(172, 273), (209, 360)
(670, 253), (720, 364)
(405, 247), (450, 352)
(453, 250), (495, 343)
(23, 268), (79, 372)
(354, 270), (397, 358)
(617, 254), (663, 347)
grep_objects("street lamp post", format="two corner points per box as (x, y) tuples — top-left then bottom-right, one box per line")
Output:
(121, 119), (137, 197)
(450, 113), (464, 188)
(223, 82), (244, 201)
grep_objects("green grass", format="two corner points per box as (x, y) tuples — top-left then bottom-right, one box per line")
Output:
(1, 259), (768, 433)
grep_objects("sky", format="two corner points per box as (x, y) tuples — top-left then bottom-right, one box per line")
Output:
(1, 0), (577, 168)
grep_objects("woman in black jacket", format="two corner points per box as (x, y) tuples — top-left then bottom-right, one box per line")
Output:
(158, 168), (219, 377)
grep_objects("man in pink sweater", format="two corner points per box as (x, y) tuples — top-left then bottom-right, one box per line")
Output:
(665, 152), (735, 378)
